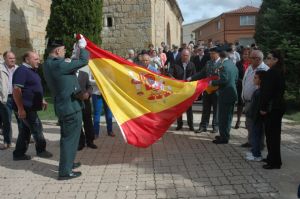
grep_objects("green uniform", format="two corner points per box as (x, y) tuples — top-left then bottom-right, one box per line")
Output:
(191, 59), (222, 131)
(43, 49), (89, 176)
(211, 58), (238, 141)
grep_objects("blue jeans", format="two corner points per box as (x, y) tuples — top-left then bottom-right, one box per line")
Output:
(0, 95), (13, 144)
(251, 120), (263, 157)
(92, 94), (113, 136)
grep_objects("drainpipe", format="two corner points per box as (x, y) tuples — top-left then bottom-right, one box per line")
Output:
(223, 15), (226, 43)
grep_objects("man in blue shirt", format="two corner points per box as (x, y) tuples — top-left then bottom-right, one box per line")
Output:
(140, 54), (160, 73)
(12, 51), (52, 160)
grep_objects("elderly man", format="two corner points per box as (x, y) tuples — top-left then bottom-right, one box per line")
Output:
(0, 51), (18, 149)
(127, 49), (135, 63)
(173, 49), (196, 131)
(241, 50), (269, 147)
(43, 37), (89, 180)
(140, 53), (160, 73)
(12, 51), (53, 160)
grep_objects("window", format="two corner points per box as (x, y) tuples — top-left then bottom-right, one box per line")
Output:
(240, 16), (255, 26)
(216, 21), (221, 30)
(107, 17), (113, 27)
(104, 15), (113, 27)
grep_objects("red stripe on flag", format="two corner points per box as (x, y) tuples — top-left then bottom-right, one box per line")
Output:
(85, 37), (137, 67)
(120, 79), (211, 148)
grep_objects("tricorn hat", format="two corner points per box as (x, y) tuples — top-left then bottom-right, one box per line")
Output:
(209, 46), (221, 53)
(47, 39), (64, 50)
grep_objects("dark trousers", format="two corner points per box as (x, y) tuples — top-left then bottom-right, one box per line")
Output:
(200, 92), (218, 130)
(177, 106), (193, 128)
(218, 102), (234, 141)
(0, 95), (13, 144)
(13, 111), (46, 157)
(59, 111), (82, 176)
(251, 120), (263, 157)
(264, 110), (283, 167)
(79, 99), (94, 147)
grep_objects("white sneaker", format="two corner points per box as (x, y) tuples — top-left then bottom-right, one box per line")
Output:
(245, 152), (253, 157)
(246, 154), (262, 161)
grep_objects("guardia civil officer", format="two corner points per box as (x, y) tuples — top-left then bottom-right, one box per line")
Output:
(43, 35), (89, 180)
(211, 50), (238, 144)
(189, 47), (221, 134)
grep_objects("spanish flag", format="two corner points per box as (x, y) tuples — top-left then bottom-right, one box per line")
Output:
(84, 36), (213, 148)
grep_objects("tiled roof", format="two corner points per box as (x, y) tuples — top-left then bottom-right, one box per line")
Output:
(225, 5), (259, 14)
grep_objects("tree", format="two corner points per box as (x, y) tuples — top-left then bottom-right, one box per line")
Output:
(45, 0), (103, 57)
(255, 0), (300, 107)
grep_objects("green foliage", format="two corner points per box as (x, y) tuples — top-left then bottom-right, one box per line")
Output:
(38, 94), (57, 120)
(254, 0), (300, 107)
(45, 0), (103, 57)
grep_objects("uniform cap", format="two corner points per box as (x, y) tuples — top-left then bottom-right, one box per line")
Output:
(47, 39), (64, 50)
(209, 47), (222, 53)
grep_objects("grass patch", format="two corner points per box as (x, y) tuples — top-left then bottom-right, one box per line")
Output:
(284, 112), (300, 123)
(38, 95), (57, 121)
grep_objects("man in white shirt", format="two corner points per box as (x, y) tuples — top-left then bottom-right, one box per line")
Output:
(0, 51), (18, 149)
(241, 50), (269, 147)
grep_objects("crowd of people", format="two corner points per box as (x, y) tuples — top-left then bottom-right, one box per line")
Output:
(0, 36), (286, 180)
(125, 39), (286, 169)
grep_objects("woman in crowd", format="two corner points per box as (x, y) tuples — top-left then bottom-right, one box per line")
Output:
(158, 47), (167, 74)
(260, 49), (286, 169)
(235, 47), (251, 129)
(149, 49), (162, 70)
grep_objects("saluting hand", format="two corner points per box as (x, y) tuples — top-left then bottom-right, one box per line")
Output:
(78, 34), (87, 49)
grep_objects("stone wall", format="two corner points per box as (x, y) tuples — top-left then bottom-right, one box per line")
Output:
(102, 0), (183, 57)
(0, 0), (182, 60)
(101, 0), (153, 57)
(0, 0), (51, 62)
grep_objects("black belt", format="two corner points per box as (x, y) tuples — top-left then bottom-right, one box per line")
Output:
(8, 94), (13, 98)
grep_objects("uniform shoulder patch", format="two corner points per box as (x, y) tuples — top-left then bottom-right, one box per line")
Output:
(64, 58), (71, 63)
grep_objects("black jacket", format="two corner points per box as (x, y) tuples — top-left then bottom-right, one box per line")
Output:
(77, 70), (93, 95)
(191, 54), (210, 73)
(172, 61), (196, 80)
(260, 68), (286, 113)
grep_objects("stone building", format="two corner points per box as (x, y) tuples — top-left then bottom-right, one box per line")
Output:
(0, 0), (183, 61)
(102, 0), (183, 57)
(0, 0), (51, 61)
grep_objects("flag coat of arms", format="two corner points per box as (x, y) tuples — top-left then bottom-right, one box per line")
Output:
(83, 36), (214, 148)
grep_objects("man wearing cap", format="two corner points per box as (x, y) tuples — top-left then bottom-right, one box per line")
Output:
(189, 47), (221, 134)
(211, 50), (238, 144)
(43, 36), (89, 180)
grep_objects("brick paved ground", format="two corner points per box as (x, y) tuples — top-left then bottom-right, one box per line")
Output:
(0, 114), (299, 199)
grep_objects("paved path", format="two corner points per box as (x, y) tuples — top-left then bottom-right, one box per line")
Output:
(0, 114), (299, 199)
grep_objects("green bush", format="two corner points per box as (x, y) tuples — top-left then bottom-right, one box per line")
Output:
(45, 0), (103, 57)
(254, 0), (300, 109)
